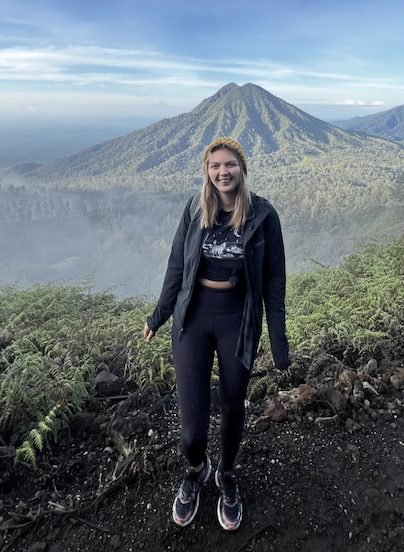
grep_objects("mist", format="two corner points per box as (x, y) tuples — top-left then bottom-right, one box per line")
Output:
(0, 119), (157, 170)
(0, 180), (188, 297)
(0, 178), (380, 299)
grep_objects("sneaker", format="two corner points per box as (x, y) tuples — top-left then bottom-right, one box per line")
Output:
(172, 456), (212, 527)
(215, 461), (243, 531)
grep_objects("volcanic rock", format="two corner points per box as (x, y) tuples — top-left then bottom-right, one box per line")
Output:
(390, 368), (404, 390)
(263, 398), (288, 421)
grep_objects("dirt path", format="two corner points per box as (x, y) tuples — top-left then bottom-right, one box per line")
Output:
(1, 390), (404, 552)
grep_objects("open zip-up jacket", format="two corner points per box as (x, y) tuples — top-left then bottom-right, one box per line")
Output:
(147, 192), (290, 371)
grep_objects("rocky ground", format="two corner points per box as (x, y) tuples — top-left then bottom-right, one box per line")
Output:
(1, 356), (404, 552)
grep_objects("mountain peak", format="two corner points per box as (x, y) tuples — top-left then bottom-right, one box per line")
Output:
(190, 80), (353, 155)
(217, 82), (238, 93)
(21, 82), (402, 190)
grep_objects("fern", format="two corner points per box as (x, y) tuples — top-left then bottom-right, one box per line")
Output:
(15, 440), (37, 468)
(2, 238), (404, 466)
(28, 429), (44, 452)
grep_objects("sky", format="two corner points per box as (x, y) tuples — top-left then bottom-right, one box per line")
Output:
(1, 0), (404, 130)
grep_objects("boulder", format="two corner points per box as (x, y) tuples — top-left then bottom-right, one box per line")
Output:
(391, 368), (404, 390)
(317, 384), (347, 415)
(253, 416), (271, 433)
(314, 414), (340, 428)
(93, 369), (122, 397)
(345, 418), (362, 432)
(352, 380), (365, 402)
(297, 384), (317, 405)
(336, 369), (357, 397)
(263, 398), (288, 421)
(360, 358), (378, 376)
(362, 381), (379, 397)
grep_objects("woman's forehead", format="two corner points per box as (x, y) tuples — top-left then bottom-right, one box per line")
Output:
(208, 148), (239, 163)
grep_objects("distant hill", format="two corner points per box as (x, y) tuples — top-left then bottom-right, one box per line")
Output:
(4, 161), (43, 177)
(10, 83), (404, 226)
(334, 105), (404, 143)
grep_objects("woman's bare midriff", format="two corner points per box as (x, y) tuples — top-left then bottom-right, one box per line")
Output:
(198, 278), (235, 289)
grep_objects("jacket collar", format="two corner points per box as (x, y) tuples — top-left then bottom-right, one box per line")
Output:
(246, 198), (256, 221)
(247, 192), (269, 221)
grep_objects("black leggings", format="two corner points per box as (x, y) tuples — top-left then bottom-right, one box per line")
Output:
(172, 284), (250, 472)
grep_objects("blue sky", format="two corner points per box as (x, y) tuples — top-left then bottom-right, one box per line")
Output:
(1, 0), (404, 125)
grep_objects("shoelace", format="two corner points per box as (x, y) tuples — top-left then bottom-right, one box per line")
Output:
(179, 479), (197, 501)
(179, 467), (205, 502)
(221, 473), (238, 506)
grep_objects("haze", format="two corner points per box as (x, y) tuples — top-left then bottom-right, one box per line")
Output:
(1, 0), (403, 295)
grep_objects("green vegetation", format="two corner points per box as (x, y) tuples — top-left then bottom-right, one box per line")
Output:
(286, 237), (404, 357)
(0, 285), (172, 467)
(12, 83), (403, 228)
(335, 104), (404, 143)
(1, 236), (403, 467)
(250, 236), (404, 399)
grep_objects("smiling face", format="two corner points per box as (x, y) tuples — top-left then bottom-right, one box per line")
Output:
(207, 147), (241, 201)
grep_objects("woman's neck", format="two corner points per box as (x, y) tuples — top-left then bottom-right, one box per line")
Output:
(219, 193), (235, 212)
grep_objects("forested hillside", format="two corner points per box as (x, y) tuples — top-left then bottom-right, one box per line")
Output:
(335, 104), (404, 143)
(7, 84), (403, 226)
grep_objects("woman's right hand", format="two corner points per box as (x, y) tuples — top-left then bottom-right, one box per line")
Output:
(143, 323), (155, 343)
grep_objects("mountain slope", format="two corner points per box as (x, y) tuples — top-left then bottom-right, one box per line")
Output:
(334, 105), (404, 143)
(10, 83), (404, 235)
(18, 83), (402, 191)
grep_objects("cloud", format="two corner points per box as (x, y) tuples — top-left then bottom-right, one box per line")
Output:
(2, 45), (404, 90)
(0, 70), (222, 89)
(0, 45), (402, 120)
(0, 91), (198, 120)
(2, 16), (41, 27)
(334, 99), (387, 106)
(0, 45), (226, 75)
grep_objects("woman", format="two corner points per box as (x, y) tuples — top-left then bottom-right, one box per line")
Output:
(144, 137), (289, 531)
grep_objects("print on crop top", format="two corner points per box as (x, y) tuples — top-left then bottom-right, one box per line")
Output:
(202, 210), (244, 259)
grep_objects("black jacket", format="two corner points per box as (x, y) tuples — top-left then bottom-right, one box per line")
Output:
(147, 192), (290, 371)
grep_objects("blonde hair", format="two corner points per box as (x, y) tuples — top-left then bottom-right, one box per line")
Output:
(200, 137), (251, 231)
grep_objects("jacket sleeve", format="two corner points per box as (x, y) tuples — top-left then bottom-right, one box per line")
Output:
(262, 206), (290, 370)
(146, 196), (193, 332)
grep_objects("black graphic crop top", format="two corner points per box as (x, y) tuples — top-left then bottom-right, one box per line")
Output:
(197, 209), (245, 286)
